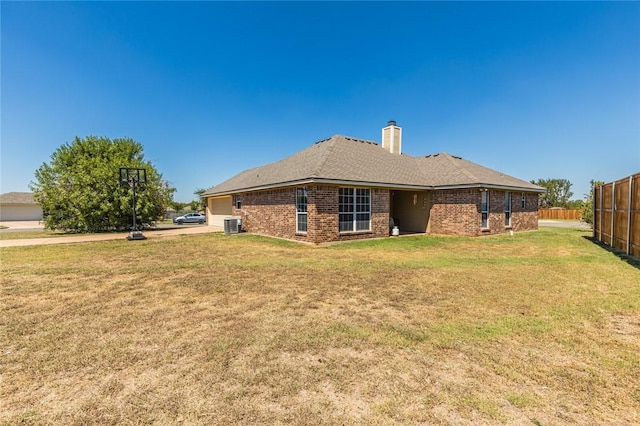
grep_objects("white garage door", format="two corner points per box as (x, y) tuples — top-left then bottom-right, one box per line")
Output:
(0, 205), (43, 221)
(208, 215), (228, 227)
(207, 196), (232, 227)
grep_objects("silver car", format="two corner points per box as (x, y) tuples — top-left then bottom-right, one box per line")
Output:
(173, 213), (206, 225)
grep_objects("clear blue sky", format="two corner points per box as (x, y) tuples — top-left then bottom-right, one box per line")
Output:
(2, 1), (639, 202)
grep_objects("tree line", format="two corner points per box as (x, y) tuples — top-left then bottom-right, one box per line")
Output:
(167, 188), (206, 214)
(530, 178), (604, 224)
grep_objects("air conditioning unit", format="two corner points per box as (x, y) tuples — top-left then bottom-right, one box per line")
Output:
(224, 217), (241, 234)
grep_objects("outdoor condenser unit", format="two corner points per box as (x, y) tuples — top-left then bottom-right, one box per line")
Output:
(224, 217), (241, 234)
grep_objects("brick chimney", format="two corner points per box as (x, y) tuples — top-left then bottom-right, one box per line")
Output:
(382, 120), (402, 154)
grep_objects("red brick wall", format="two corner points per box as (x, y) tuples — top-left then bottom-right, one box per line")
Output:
(306, 185), (337, 243)
(510, 192), (539, 233)
(230, 186), (538, 242)
(372, 188), (391, 237)
(231, 189), (303, 241)
(232, 185), (390, 244)
(486, 190), (505, 235)
(428, 189), (539, 236)
(428, 189), (481, 235)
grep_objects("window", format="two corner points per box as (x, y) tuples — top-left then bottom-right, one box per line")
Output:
(521, 193), (526, 209)
(481, 191), (489, 228)
(339, 188), (371, 232)
(505, 192), (512, 227)
(234, 195), (242, 209)
(296, 187), (307, 233)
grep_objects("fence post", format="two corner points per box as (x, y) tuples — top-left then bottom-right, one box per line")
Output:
(611, 181), (616, 246)
(599, 184), (603, 242)
(593, 185), (596, 239)
(628, 176), (633, 255)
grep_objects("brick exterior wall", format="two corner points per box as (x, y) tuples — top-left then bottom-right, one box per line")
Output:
(231, 185), (389, 244)
(428, 189), (538, 236)
(428, 189), (480, 236)
(510, 192), (539, 233)
(231, 189), (299, 241)
(228, 186), (538, 243)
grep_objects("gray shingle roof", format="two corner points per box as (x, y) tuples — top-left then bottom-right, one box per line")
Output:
(0, 192), (37, 205)
(204, 135), (543, 196)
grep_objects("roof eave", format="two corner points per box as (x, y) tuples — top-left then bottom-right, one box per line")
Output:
(432, 183), (546, 193)
(203, 178), (545, 196)
(203, 178), (436, 196)
(203, 178), (317, 197)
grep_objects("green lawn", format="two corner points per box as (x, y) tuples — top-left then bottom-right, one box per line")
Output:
(1, 227), (638, 425)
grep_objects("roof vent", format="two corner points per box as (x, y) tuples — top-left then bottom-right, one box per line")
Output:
(382, 121), (402, 155)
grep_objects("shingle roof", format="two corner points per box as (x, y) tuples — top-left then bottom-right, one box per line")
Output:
(0, 192), (37, 205)
(204, 135), (544, 196)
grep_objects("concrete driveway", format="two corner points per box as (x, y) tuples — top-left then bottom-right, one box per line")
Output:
(0, 223), (222, 247)
(538, 219), (591, 229)
(0, 220), (45, 230)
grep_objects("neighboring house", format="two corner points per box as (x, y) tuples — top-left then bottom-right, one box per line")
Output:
(203, 122), (544, 244)
(164, 208), (177, 220)
(0, 192), (43, 221)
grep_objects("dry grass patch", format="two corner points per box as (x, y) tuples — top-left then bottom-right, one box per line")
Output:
(1, 228), (639, 424)
(0, 229), (70, 240)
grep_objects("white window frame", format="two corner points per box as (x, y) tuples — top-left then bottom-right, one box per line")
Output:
(234, 195), (242, 210)
(521, 193), (526, 209)
(296, 187), (308, 233)
(505, 192), (512, 227)
(339, 187), (371, 232)
(481, 190), (489, 229)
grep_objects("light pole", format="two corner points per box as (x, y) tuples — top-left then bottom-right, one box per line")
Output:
(120, 167), (147, 240)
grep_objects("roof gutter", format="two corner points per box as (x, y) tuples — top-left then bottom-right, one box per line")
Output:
(203, 178), (317, 197)
(431, 183), (546, 193)
(203, 179), (545, 197)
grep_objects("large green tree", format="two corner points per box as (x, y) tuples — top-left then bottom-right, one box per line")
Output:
(531, 178), (574, 209)
(31, 136), (175, 232)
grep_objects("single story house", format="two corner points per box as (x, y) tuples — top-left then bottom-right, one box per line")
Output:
(0, 192), (43, 221)
(203, 122), (544, 244)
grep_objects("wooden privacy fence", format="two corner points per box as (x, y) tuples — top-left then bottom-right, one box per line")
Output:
(593, 172), (640, 258)
(539, 209), (583, 220)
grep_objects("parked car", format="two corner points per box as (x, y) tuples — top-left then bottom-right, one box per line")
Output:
(173, 213), (206, 225)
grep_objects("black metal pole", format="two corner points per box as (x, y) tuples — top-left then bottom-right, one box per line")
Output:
(126, 178), (145, 240)
(131, 180), (137, 231)
(121, 167), (146, 240)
